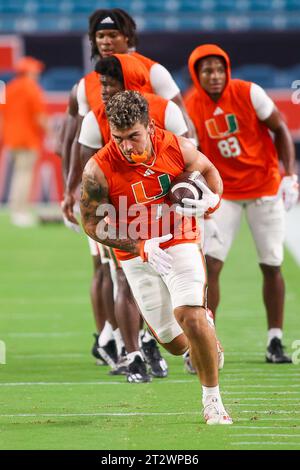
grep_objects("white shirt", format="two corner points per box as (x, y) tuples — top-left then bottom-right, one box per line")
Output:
(250, 83), (274, 121)
(77, 78), (90, 117)
(78, 101), (187, 150)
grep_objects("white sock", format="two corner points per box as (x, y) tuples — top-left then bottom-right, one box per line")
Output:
(98, 321), (113, 347)
(112, 328), (125, 357)
(268, 328), (283, 346)
(142, 330), (153, 343)
(127, 350), (143, 364)
(202, 385), (221, 403)
(138, 329), (144, 348)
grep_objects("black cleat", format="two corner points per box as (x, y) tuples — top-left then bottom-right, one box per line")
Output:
(98, 339), (118, 368)
(266, 337), (292, 364)
(110, 347), (128, 376)
(127, 355), (152, 383)
(91, 333), (107, 365)
(141, 339), (168, 378)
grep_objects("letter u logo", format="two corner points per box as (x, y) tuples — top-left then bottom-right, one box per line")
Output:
(132, 174), (171, 204)
(205, 114), (239, 139)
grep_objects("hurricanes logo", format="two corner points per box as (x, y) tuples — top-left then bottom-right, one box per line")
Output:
(132, 174), (171, 204)
(206, 114), (241, 158)
(205, 114), (239, 139)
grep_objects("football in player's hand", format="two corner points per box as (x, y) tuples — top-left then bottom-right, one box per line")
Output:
(168, 171), (203, 207)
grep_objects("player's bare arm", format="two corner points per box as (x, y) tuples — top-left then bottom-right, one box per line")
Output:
(263, 107), (296, 175)
(61, 85), (85, 224)
(178, 136), (223, 196)
(61, 84), (79, 181)
(80, 159), (140, 256)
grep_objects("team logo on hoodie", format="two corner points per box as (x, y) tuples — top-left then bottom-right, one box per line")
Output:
(205, 113), (239, 139)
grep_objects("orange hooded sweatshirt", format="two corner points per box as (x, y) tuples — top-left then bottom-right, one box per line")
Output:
(93, 53), (168, 144)
(84, 53), (154, 113)
(186, 44), (280, 200)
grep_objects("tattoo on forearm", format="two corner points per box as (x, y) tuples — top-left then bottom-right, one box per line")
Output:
(80, 172), (139, 255)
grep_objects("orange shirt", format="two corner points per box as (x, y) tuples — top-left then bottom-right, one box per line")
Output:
(2, 75), (46, 150)
(93, 127), (199, 261)
(84, 71), (102, 113)
(92, 54), (168, 145)
(186, 44), (280, 200)
(84, 52), (155, 112)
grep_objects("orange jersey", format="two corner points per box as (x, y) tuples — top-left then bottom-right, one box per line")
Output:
(2, 75), (46, 149)
(92, 127), (199, 261)
(186, 44), (280, 200)
(84, 70), (103, 113)
(92, 54), (168, 144)
(84, 52), (154, 112)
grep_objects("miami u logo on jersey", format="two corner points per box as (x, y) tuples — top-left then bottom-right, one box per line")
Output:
(205, 114), (239, 139)
(132, 174), (171, 204)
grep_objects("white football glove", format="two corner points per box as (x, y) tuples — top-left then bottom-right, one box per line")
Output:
(140, 233), (173, 276)
(175, 180), (220, 217)
(203, 217), (223, 254)
(278, 175), (299, 211)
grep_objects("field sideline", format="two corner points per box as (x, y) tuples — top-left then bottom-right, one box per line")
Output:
(0, 209), (299, 450)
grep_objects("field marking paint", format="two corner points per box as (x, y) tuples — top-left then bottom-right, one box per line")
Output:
(238, 418), (300, 421)
(231, 426), (300, 429)
(230, 433), (300, 437)
(3, 332), (85, 338)
(0, 381), (299, 390)
(231, 441), (300, 446)
(13, 354), (86, 359)
(241, 410), (300, 414)
(0, 411), (198, 418)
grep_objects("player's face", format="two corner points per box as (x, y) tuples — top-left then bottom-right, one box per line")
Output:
(197, 57), (226, 97)
(101, 76), (124, 104)
(110, 121), (152, 163)
(95, 30), (129, 57)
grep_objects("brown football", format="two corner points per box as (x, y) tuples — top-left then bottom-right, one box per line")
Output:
(168, 171), (203, 207)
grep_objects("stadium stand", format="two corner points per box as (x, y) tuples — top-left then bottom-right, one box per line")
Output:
(0, 0), (300, 32)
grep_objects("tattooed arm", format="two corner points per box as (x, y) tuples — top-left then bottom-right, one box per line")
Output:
(80, 159), (140, 255)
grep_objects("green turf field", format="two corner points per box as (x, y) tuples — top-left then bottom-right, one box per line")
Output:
(0, 209), (299, 450)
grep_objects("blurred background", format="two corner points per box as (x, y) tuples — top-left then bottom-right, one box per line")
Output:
(0, 0), (300, 207)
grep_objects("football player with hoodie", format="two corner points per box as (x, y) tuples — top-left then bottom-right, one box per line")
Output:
(185, 44), (298, 363)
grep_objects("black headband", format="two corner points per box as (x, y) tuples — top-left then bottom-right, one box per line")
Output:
(95, 16), (119, 31)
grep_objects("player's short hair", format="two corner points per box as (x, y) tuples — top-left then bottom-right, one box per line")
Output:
(95, 56), (124, 88)
(105, 91), (149, 130)
(89, 9), (137, 59)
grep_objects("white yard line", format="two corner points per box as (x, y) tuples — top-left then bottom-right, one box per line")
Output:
(0, 412), (198, 418)
(238, 417), (300, 421)
(12, 354), (86, 359)
(3, 332), (85, 338)
(0, 381), (299, 389)
(230, 426), (300, 429)
(223, 391), (299, 395)
(231, 434), (300, 437)
(227, 397), (299, 404)
(231, 442), (300, 446)
(241, 410), (300, 414)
